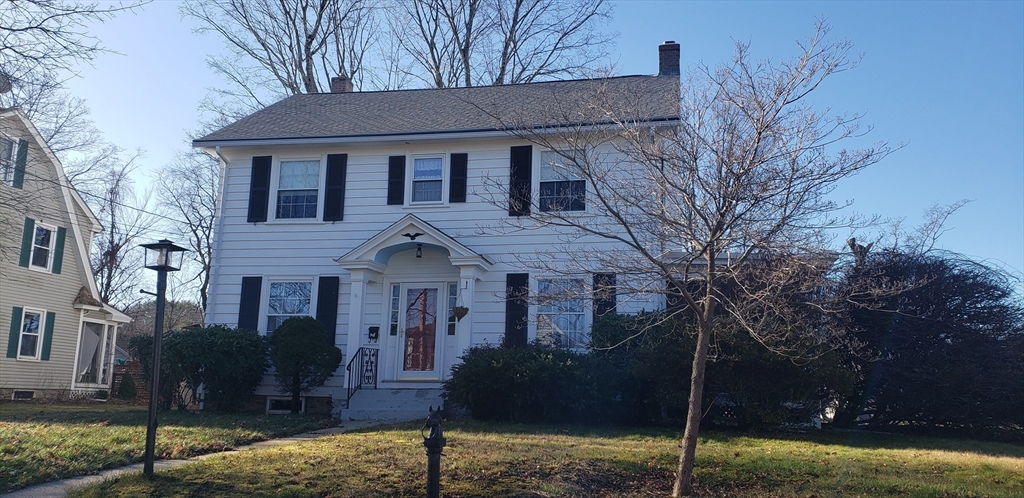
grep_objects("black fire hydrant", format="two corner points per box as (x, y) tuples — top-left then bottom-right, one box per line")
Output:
(422, 406), (446, 498)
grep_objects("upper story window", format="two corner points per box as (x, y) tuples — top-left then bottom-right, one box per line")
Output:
(539, 150), (585, 212)
(30, 223), (55, 271)
(18, 309), (43, 360)
(1, 137), (16, 186)
(412, 156), (444, 203)
(276, 159), (320, 219)
(389, 153), (467, 207)
(267, 281), (312, 331)
(536, 278), (587, 349)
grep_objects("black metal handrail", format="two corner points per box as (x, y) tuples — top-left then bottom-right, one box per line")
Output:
(346, 347), (379, 406)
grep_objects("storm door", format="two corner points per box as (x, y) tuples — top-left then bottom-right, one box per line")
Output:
(398, 285), (444, 380)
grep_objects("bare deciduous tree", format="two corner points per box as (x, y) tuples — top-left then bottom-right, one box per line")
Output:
(90, 154), (154, 308)
(0, 0), (144, 154)
(156, 149), (220, 311)
(393, 0), (612, 88)
(183, 0), (376, 122)
(489, 23), (894, 496)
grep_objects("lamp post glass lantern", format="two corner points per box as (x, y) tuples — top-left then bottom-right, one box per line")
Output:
(143, 239), (187, 271)
(140, 239), (187, 478)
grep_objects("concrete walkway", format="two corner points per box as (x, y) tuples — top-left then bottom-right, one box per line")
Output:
(5, 420), (385, 498)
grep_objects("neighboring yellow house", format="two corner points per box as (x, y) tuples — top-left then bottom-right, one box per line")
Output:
(0, 108), (130, 400)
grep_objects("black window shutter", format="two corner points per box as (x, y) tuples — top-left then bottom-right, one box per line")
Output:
(504, 273), (529, 347)
(387, 155), (405, 205)
(593, 273), (617, 320)
(324, 154), (348, 221)
(509, 146), (532, 216)
(315, 276), (340, 346)
(12, 139), (27, 189)
(40, 312), (55, 361)
(237, 277), (263, 332)
(449, 153), (468, 203)
(18, 218), (34, 268)
(51, 227), (66, 274)
(247, 156), (272, 223)
(6, 307), (22, 358)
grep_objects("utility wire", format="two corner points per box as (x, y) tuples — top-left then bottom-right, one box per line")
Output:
(12, 166), (197, 226)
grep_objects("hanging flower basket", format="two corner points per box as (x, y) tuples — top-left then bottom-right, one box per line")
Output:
(453, 306), (469, 321)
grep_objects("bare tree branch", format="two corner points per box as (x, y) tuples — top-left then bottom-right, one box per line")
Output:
(482, 22), (899, 496)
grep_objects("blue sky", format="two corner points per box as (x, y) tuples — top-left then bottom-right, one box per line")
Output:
(68, 0), (1023, 283)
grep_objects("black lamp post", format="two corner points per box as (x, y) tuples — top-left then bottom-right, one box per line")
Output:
(140, 239), (187, 478)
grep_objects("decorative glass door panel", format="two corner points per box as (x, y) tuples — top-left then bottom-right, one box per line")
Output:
(403, 287), (439, 373)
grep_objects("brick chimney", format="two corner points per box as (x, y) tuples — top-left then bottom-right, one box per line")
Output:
(658, 41), (680, 76)
(330, 73), (354, 93)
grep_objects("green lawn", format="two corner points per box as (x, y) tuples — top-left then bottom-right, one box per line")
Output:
(70, 421), (1024, 497)
(0, 402), (327, 493)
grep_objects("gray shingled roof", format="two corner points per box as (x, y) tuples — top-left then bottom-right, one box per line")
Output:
(194, 75), (679, 144)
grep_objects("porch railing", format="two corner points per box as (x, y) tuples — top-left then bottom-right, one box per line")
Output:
(345, 347), (379, 407)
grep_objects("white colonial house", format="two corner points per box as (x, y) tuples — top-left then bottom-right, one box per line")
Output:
(194, 43), (681, 419)
(0, 109), (131, 401)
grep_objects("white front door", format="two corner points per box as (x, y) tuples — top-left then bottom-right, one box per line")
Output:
(397, 284), (445, 380)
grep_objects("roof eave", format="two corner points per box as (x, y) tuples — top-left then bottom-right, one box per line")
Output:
(192, 116), (681, 149)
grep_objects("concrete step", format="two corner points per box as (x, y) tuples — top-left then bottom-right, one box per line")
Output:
(333, 387), (443, 422)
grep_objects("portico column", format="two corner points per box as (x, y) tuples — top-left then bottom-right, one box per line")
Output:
(344, 269), (370, 385)
(455, 266), (480, 361)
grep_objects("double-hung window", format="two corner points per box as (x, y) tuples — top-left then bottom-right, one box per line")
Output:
(536, 278), (587, 348)
(267, 281), (312, 331)
(539, 150), (585, 212)
(1, 138), (15, 186)
(412, 156), (444, 203)
(18, 309), (43, 360)
(276, 160), (320, 219)
(30, 224), (55, 271)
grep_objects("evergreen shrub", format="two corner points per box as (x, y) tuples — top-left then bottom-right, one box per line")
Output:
(443, 342), (618, 423)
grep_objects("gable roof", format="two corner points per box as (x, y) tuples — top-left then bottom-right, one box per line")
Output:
(0, 108), (130, 323)
(194, 75), (680, 146)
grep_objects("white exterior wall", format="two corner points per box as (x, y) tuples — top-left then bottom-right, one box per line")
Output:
(206, 136), (658, 396)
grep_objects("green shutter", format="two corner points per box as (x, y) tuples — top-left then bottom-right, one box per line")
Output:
(51, 227), (66, 274)
(40, 312), (55, 361)
(12, 139), (27, 189)
(7, 307), (23, 358)
(18, 218), (34, 268)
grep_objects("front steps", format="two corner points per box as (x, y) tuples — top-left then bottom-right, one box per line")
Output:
(333, 387), (444, 422)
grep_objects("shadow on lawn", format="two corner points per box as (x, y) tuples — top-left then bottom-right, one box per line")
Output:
(352, 418), (1024, 460)
(0, 403), (324, 432)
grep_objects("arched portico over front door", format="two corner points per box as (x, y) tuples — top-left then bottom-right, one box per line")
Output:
(336, 214), (490, 387)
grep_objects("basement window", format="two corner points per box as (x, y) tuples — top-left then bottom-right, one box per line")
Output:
(266, 396), (305, 414)
(12, 390), (34, 400)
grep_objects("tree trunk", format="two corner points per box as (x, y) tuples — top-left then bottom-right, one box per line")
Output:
(291, 374), (302, 414)
(673, 318), (713, 496)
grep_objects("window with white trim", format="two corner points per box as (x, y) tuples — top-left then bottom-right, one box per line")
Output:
(389, 284), (401, 336)
(539, 150), (585, 212)
(1, 138), (15, 186)
(411, 156), (444, 203)
(536, 278), (587, 348)
(276, 159), (320, 219)
(267, 281), (312, 331)
(30, 223), (55, 271)
(18, 309), (43, 360)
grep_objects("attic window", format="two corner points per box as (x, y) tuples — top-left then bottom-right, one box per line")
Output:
(1, 138), (15, 185)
